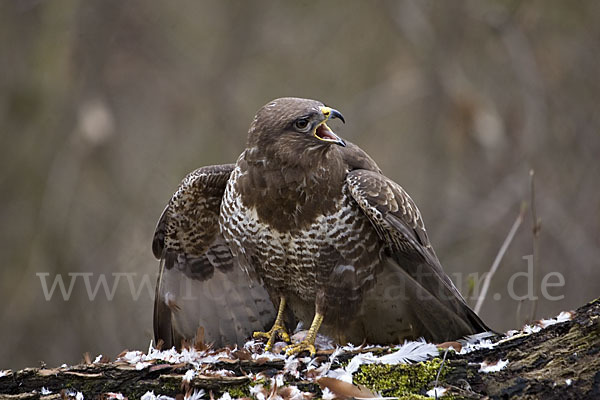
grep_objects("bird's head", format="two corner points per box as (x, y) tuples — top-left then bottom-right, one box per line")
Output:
(247, 97), (346, 162)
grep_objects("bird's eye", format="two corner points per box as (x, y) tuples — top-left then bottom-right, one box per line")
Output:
(294, 118), (311, 132)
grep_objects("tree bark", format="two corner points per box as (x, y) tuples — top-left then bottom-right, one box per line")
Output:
(1, 298), (598, 400)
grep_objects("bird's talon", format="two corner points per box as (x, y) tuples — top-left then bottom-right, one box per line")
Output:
(252, 331), (268, 339)
(253, 324), (289, 352)
(284, 340), (316, 356)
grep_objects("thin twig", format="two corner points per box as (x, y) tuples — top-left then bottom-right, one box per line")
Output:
(516, 299), (524, 329)
(433, 347), (450, 400)
(474, 203), (527, 314)
(529, 169), (541, 322)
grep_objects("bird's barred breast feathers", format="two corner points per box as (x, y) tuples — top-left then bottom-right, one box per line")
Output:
(219, 160), (382, 301)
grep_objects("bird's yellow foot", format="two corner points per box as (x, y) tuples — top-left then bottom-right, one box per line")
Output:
(284, 312), (324, 356)
(284, 339), (317, 356)
(253, 323), (290, 352)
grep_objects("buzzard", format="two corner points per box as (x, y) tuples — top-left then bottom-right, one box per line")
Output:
(153, 97), (489, 354)
(219, 97), (489, 355)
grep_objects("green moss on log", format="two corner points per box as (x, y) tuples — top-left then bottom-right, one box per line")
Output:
(353, 358), (449, 398)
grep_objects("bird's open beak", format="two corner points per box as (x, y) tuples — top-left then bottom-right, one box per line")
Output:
(314, 106), (346, 147)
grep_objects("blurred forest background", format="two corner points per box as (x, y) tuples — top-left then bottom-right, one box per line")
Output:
(1, 0), (599, 369)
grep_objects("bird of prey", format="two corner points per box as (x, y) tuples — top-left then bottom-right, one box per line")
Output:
(219, 97), (490, 355)
(152, 164), (276, 349)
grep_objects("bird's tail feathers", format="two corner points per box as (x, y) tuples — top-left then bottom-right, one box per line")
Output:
(379, 257), (490, 342)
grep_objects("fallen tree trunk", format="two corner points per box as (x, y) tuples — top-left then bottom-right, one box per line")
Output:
(1, 297), (598, 400)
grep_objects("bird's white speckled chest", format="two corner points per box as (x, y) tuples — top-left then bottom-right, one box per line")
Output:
(219, 165), (379, 300)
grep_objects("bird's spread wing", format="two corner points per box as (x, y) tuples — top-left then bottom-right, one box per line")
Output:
(346, 169), (489, 341)
(153, 164), (275, 349)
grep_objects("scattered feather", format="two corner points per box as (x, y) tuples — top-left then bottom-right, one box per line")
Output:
(105, 393), (125, 400)
(325, 368), (353, 384)
(458, 332), (497, 354)
(436, 341), (462, 352)
(460, 331), (496, 344)
(306, 347), (343, 379)
(250, 384), (267, 400)
(284, 356), (301, 378)
(211, 369), (235, 377)
(327, 347), (343, 365)
(117, 346), (234, 368)
(140, 391), (175, 400)
(135, 362), (152, 370)
(317, 377), (377, 399)
(274, 372), (285, 388)
(458, 338), (496, 354)
(565, 379), (573, 386)
(320, 387), (335, 400)
(505, 310), (575, 340)
(251, 352), (287, 362)
(479, 359), (508, 373)
(64, 390), (85, 400)
(341, 343), (356, 351)
(277, 385), (308, 400)
(426, 386), (448, 398)
(291, 331), (335, 351)
(182, 369), (197, 383)
(537, 311), (574, 328)
(120, 350), (144, 364)
(140, 391), (155, 400)
(184, 389), (205, 400)
(243, 339), (261, 351)
(522, 325), (542, 334)
(218, 392), (232, 400)
(271, 341), (290, 355)
(40, 387), (52, 395)
(232, 348), (252, 361)
(377, 340), (438, 364)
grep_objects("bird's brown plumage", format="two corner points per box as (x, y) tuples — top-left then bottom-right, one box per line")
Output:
(219, 97), (489, 345)
(152, 164), (275, 349)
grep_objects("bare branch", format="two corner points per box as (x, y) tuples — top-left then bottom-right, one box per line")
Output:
(474, 203), (526, 314)
(529, 169), (541, 322)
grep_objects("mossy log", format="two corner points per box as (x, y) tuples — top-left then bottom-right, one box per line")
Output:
(1, 298), (598, 400)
